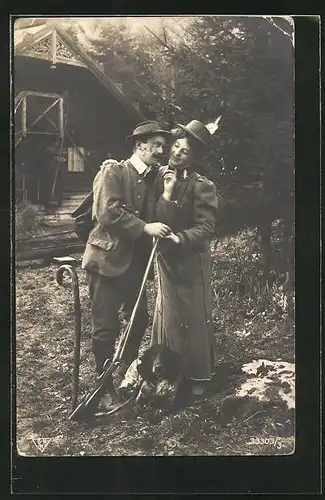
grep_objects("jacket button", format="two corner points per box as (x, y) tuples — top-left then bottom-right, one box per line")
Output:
(137, 195), (141, 199)
(138, 180), (142, 184)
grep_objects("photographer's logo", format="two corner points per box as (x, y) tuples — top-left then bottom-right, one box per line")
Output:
(30, 437), (52, 453)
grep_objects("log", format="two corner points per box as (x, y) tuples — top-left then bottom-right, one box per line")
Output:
(16, 229), (75, 242)
(16, 235), (79, 251)
(16, 242), (85, 261)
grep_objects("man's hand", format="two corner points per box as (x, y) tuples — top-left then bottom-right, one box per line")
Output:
(144, 222), (171, 238)
(163, 169), (177, 201)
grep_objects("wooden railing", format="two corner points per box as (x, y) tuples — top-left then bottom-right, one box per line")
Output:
(15, 91), (64, 147)
(16, 173), (40, 203)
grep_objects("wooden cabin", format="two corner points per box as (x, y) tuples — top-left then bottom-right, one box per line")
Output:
(14, 23), (146, 224)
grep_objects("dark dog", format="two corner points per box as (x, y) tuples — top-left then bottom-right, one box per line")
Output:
(118, 345), (183, 413)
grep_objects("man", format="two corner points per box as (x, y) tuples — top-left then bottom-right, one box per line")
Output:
(82, 121), (172, 410)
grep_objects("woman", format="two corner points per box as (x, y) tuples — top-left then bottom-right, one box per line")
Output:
(152, 120), (219, 396)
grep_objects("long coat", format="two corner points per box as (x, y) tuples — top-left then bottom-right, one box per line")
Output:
(151, 168), (219, 381)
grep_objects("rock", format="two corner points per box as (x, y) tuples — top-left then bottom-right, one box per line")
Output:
(219, 359), (295, 427)
(238, 359), (295, 409)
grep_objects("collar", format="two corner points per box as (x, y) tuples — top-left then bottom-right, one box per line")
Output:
(129, 153), (150, 176)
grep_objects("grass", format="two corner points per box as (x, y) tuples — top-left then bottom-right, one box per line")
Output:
(15, 228), (295, 456)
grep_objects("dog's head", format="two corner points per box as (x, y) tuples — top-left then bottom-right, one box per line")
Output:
(137, 344), (182, 383)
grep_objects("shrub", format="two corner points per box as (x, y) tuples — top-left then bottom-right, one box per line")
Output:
(15, 202), (43, 239)
(211, 228), (294, 365)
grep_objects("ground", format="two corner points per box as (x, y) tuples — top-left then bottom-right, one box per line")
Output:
(15, 229), (295, 456)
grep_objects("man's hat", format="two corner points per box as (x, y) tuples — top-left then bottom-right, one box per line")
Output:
(177, 120), (211, 146)
(126, 121), (172, 142)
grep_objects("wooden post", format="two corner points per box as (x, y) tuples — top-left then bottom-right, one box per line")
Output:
(59, 97), (64, 139)
(22, 95), (27, 137)
(52, 29), (57, 68)
(283, 213), (294, 318)
(259, 219), (272, 289)
(37, 176), (40, 202)
(22, 175), (27, 202)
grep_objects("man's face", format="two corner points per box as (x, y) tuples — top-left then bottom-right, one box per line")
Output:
(169, 137), (193, 169)
(136, 135), (167, 166)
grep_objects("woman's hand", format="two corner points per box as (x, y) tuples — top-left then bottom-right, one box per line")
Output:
(163, 169), (177, 201)
(100, 158), (118, 169)
(164, 232), (181, 244)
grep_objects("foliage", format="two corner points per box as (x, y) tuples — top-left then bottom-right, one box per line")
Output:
(211, 228), (294, 362)
(65, 19), (167, 120)
(15, 202), (42, 238)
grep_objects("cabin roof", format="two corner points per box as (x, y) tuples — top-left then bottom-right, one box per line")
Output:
(14, 24), (145, 121)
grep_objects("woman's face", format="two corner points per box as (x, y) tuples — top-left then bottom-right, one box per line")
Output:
(169, 137), (193, 169)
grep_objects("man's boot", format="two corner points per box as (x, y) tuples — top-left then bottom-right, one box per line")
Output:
(97, 375), (123, 411)
(92, 340), (123, 411)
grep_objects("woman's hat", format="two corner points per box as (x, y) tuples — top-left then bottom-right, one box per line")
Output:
(177, 120), (212, 146)
(126, 121), (172, 142)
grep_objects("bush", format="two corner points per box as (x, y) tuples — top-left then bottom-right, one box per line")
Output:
(211, 229), (294, 365)
(15, 202), (43, 239)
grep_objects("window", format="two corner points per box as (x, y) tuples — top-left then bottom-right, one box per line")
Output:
(68, 147), (85, 172)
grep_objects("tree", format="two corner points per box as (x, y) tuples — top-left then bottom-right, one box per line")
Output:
(132, 16), (294, 298)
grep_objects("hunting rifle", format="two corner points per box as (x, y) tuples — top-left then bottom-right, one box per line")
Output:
(69, 238), (159, 421)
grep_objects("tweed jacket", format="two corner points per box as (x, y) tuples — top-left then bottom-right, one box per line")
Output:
(82, 159), (163, 277)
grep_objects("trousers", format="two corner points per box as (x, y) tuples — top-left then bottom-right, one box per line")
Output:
(89, 257), (149, 374)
